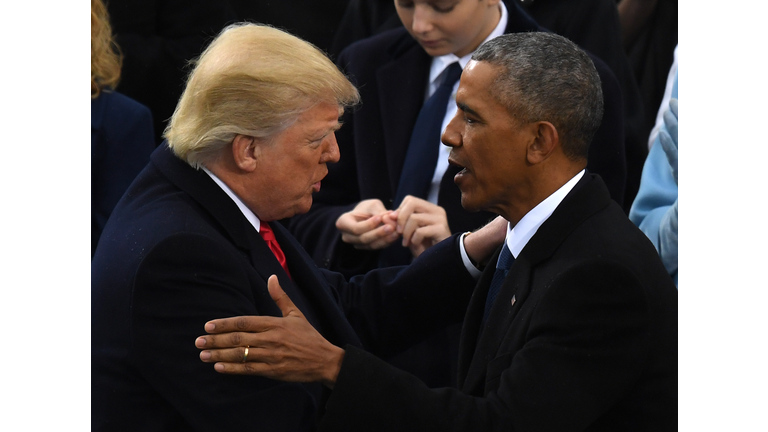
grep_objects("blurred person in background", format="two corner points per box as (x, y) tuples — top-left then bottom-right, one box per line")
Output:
(91, 0), (154, 257)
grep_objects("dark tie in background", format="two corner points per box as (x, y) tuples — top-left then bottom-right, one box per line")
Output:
(482, 244), (515, 325)
(393, 62), (463, 207)
(259, 222), (291, 279)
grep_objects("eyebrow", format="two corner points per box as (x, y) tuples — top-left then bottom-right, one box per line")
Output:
(457, 101), (482, 120)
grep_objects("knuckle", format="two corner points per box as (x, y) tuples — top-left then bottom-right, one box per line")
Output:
(230, 332), (243, 346)
(235, 317), (249, 330)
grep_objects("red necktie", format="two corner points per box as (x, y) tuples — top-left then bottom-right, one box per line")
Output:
(259, 222), (291, 278)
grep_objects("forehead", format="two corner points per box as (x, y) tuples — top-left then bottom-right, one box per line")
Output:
(294, 101), (342, 131)
(456, 61), (507, 114)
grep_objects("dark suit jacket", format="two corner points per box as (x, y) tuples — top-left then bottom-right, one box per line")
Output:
(91, 90), (155, 257)
(319, 174), (678, 432)
(91, 144), (477, 431)
(288, 2), (626, 279)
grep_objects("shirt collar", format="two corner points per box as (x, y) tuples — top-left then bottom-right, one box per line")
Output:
(429, 1), (508, 83)
(504, 170), (585, 259)
(202, 167), (262, 233)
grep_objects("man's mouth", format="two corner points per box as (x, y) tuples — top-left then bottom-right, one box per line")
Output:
(448, 158), (467, 176)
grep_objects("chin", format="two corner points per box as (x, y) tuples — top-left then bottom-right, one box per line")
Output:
(459, 194), (481, 213)
(292, 197), (313, 216)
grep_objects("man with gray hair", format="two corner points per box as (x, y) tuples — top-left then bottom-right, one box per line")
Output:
(92, 23), (506, 431)
(196, 32), (677, 431)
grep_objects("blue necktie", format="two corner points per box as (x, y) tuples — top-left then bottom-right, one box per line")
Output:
(482, 244), (515, 325)
(393, 62), (463, 207)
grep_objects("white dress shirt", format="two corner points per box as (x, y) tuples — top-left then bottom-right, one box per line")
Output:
(425, 1), (509, 204)
(202, 167), (263, 233)
(504, 170), (585, 261)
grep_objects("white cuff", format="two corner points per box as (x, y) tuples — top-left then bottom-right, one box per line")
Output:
(459, 232), (483, 279)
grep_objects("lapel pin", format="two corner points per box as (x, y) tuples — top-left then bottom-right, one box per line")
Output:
(510, 295), (516, 307)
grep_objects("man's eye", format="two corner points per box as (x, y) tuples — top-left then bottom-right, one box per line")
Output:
(397, 0), (414, 9)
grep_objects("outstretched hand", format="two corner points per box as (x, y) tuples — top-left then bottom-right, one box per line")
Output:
(196, 275), (345, 388)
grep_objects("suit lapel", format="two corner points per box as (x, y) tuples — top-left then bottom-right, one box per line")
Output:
(457, 246), (498, 388)
(459, 248), (532, 393)
(376, 36), (432, 195)
(458, 174), (613, 394)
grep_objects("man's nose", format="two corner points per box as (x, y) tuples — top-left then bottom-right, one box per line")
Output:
(441, 112), (462, 148)
(322, 133), (341, 164)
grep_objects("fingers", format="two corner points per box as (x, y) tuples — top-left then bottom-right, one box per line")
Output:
(659, 130), (678, 184)
(662, 108), (678, 146)
(196, 328), (270, 350)
(268, 275), (300, 318)
(400, 212), (449, 248)
(353, 198), (388, 215)
(395, 197), (449, 249)
(668, 98), (678, 119)
(336, 211), (383, 235)
(408, 220), (451, 247)
(212, 360), (275, 375)
(204, 315), (277, 334)
(395, 196), (436, 232)
(337, 210), (399, 249)
(342, 223), (398, 249)
(202, 276), (299, 334)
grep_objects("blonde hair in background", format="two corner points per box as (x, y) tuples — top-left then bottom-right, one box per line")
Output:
(91, 0), (122, 98)
(164, 23), (360, 169)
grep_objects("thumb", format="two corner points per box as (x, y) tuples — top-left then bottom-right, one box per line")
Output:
(267, 275), (301, 318)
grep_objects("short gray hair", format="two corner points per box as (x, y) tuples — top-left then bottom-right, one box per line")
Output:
(472, 32), (603, 161)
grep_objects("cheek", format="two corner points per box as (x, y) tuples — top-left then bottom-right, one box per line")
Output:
(395, 9), (413, 30)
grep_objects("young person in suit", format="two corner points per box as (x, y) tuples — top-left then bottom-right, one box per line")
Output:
(197, 32), (678, 432)
(288, 0), (627, 389)
(91, 23), (505, 431)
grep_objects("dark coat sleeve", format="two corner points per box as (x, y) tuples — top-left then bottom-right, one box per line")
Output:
(319, 261), (655, 432)
(321, 233), (477, 357)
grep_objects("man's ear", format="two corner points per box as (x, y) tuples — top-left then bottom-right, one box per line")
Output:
(526, 121), (559, 165)
(231, 134), (259, 172)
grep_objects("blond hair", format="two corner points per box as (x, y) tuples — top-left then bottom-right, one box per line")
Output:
(164, 23), (360, 168)
(91, 0), (122, 98)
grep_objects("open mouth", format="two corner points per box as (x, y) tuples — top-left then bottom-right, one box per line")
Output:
(448, 158), (467, 175)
